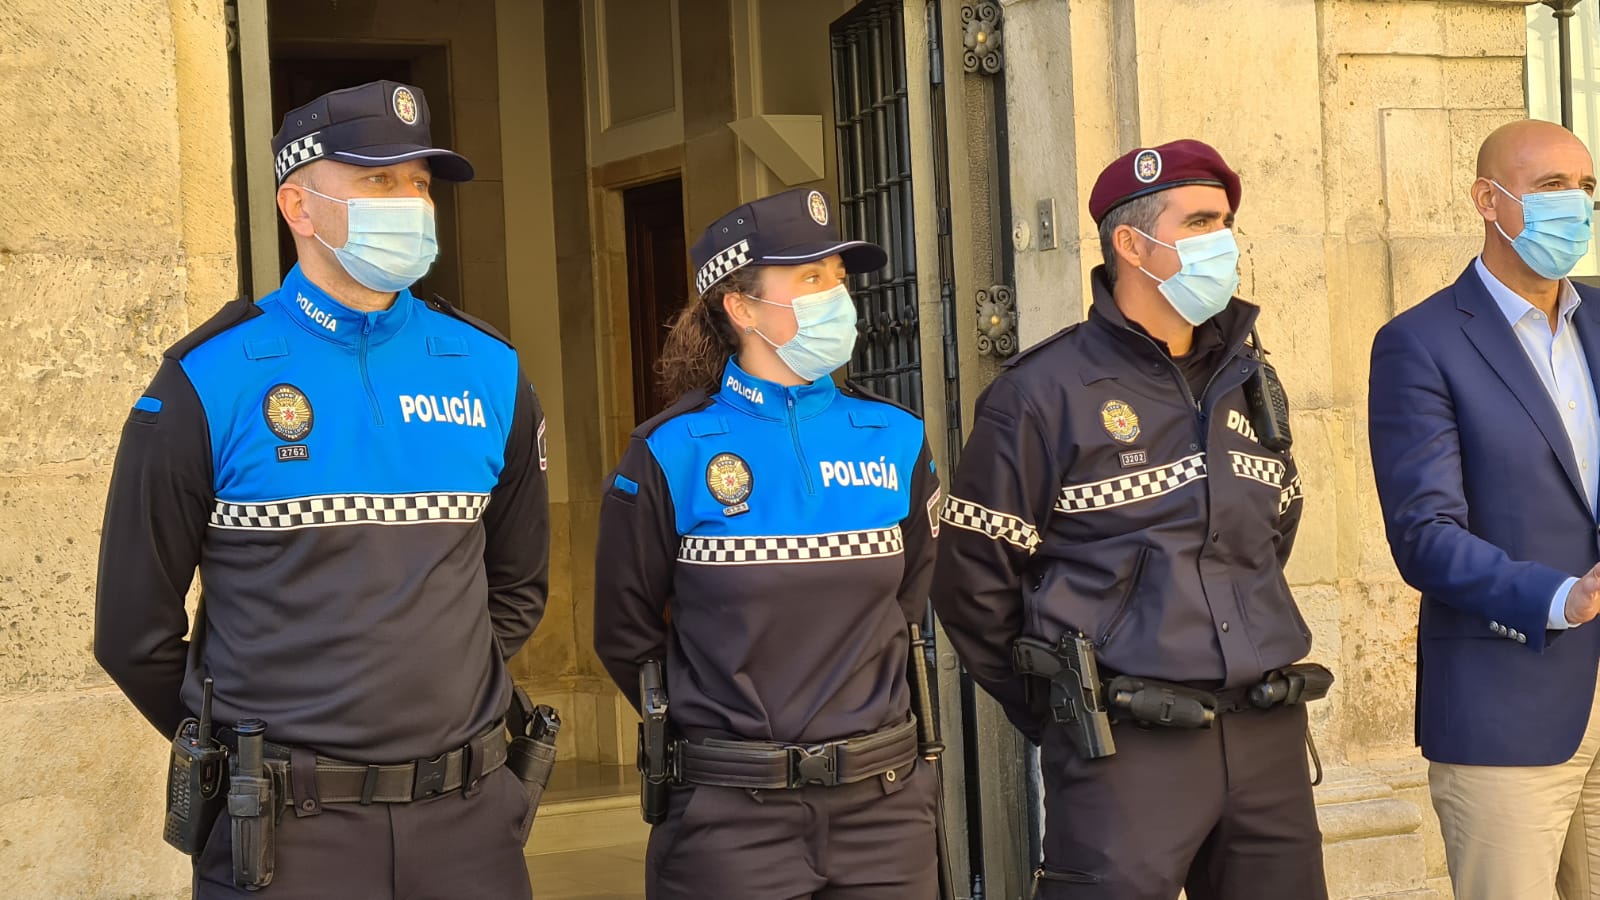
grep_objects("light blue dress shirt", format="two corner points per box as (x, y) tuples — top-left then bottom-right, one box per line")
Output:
(1475, 258), (1600, 629)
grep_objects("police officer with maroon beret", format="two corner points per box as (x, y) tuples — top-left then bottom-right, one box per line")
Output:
(932, 140), (1330, 899)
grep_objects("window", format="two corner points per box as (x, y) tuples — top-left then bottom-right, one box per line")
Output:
(1527, 0), (1600, 279)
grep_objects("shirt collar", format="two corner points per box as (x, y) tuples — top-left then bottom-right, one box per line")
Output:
(1475, 256), (1581, 328)
(276, 264), (414, 347)
(716, 357), (837, 420)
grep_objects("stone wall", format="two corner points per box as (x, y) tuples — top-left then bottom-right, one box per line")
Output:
(0, 0), (235, 896)
(997, 0), (1529, 896)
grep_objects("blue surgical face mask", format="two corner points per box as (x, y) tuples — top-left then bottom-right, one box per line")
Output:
(1491, 180), (1593, 280)
(1133, 227), (1241, 326)
(747, 284), (860, 383)
(304, 186), (439, 293)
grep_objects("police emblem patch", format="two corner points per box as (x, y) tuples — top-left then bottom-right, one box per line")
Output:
(393, 86), (420, 125)
(1100, 400), (1141, 444)
(807, 190), (829, 226)
(262, 384), (314, 442)
(1133, 149), (1162, 184)
(706, 452), (755, 512)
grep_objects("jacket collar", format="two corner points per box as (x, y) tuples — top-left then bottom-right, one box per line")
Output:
(274, 264), (413, 348)
(1456, 261), (1593, 507)
(1086, 265), (1259, 362)
(716, 357), (837, 420)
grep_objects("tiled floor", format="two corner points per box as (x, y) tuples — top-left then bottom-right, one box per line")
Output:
(526, 760), (648, 898)
(528, 839), (647, 899)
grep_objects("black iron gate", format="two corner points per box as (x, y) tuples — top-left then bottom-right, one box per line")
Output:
(831, 0), (924, 412)
(832, 5), (986, 899)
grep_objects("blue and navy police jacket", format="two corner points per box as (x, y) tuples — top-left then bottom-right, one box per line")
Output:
(95, 264), (549, 762)
(1370, 263), (1600, 767)
(932, 267), (1309, 742)
(594, 359), (940, 745)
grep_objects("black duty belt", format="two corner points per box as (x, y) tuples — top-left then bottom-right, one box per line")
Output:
(220, 720), (508, 804)
(673, 716), (919, 790)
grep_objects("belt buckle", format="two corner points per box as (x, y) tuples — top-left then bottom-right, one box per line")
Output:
(412, 753), (449, 800)
(788, 744), (839, 787)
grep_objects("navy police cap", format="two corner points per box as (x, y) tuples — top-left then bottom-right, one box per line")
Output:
(271, 80), (474, 185)
(690, 188), (888, 295)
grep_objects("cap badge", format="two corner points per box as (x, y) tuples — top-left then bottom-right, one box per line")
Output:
(1133, 149), (1162, 184)
(1100, 399), (1141, 444)
(807, 190), (829, 226)
(393, 86), (420, 126)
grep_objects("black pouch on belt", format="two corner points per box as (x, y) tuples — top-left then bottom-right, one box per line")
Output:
(506, 686), (562, 818)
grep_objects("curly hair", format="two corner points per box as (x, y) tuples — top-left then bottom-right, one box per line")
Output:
(656, 266), (766, 400)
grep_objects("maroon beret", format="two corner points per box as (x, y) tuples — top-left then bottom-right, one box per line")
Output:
(1088, 139), (1241, 225)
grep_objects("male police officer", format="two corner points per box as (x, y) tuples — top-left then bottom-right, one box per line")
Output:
(95, 81), (549, 898)
(933, 140), (1328, 899)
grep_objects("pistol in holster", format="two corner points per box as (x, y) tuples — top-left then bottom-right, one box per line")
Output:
(1013, 633), (1116, 759)
(637, 659), (672, 824)
(506, 686), (562, 822)
(164, 677), (227, 856)
(227, 718), (279, 891)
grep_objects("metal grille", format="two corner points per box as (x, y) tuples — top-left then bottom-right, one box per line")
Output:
(832, 0), (923, 413)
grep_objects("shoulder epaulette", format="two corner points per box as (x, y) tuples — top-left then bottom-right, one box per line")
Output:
(1003, 322), (1082, 369)
(840, 380), (923, 420)
(166, 297), (261, 360)
(634, 390), (716, 439)
(424, 294), (514, 350)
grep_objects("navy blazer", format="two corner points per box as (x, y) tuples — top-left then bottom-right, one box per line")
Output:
(1370, 261), (1600, 767)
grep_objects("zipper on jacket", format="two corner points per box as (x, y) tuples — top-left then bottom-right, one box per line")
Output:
(359, 315), (384, 426)
(1122, 325), (1252, 443)
(1097, 545), (1151, 647)
(787, 394), (815, 493)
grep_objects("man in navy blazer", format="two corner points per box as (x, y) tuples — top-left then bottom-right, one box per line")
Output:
(1370, 119), (1600, 900)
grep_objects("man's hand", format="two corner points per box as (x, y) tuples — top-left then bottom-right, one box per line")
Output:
(1564, 563), (1600, 626)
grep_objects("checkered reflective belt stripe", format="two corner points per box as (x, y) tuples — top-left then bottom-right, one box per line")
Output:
(677, 526), (904, 565)
(210, 493), (490, 531)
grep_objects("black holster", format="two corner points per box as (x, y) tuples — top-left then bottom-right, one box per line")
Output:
(638, 660), (671, 823)
(1249, 663), (1334, 709)
(506, 687), (561, 825)
(227, 719), (278, 891)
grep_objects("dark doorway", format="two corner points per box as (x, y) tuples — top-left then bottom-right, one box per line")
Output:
(266, 47), (463, 308)
(624, 178), (689, 423)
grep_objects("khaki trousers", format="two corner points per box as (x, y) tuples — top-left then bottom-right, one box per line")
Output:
(1431, 675), (1600, 900)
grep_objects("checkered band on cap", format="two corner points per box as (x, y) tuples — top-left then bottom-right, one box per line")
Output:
(677, 526), (903, 566)
(210, 492), (489, 531)
(1056, 454), (1209, 514)
(939, 497), (1041, 554)
(695, 240), (753, 295)
(275, 132), (326, 182)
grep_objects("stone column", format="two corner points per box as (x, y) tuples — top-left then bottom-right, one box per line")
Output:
(0, 1), (236, 897)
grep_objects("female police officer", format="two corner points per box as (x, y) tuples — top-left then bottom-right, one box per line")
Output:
(593, 187), (941, 899)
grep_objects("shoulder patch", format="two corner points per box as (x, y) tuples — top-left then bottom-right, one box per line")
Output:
(1003, 322), (1081, 369)
(841, 380), (923, 420)
(424, 294), (514, 349)
(166, 297), (261, 360)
